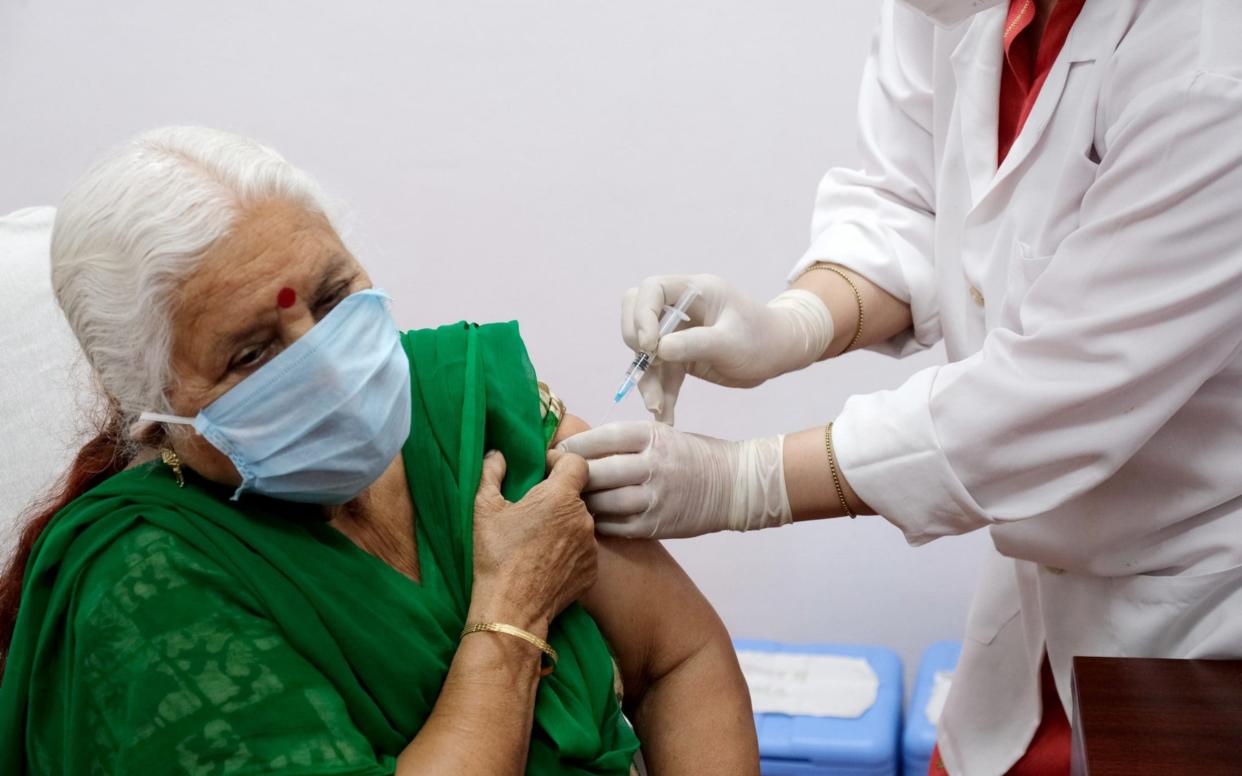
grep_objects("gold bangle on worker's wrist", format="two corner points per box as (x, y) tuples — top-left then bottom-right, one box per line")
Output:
(803, 263), (863, 353)
(824, 422), (856, 519)
(461, 622), (559, 677)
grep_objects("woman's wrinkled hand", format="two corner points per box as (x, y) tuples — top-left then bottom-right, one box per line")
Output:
(469, 450), (598, 637)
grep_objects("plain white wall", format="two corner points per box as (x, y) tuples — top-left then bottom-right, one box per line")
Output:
(0, 0), (989, 689)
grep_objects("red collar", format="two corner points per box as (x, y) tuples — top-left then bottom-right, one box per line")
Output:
(997, 0), (1086, 164)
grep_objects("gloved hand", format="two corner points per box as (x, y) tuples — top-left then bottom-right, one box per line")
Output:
(622, 274), (833, 424)
(556, 420), (792, 539)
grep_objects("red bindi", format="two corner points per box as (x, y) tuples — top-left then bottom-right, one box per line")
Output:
(276, 287), (297, 309)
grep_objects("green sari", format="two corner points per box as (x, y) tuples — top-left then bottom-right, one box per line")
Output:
(0, 322), (639, 775)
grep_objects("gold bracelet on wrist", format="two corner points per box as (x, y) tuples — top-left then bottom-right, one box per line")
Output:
(461, 622), (558, 677)
(803, 263), (863, 353)
(824, 422), (856, 519)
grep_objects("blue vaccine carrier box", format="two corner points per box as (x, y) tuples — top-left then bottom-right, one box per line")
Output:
(734, 639), (903, 776)
(903, 640), (962, 776)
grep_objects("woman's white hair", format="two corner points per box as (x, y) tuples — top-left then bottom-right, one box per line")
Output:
(51, 126), (335, 445)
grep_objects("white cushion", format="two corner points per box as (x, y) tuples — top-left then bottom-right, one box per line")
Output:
(0, 207), (96, 547)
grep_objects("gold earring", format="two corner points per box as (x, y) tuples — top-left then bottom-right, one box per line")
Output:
(161, 448), (185, 488)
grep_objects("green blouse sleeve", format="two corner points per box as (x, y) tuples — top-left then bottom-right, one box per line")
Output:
(537, 381), (565, 448)
(67, 523), (395, 776)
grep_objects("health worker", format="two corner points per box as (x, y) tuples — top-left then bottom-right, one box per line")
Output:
(559, 1), (1242, 774)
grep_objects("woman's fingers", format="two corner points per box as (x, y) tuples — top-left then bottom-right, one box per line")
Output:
(471, 448), (599, 628)
(475, 450), (508, 507)
(545, 450), (590, 495)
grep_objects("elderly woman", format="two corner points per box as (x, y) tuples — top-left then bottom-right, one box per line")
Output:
(0, 127), (758, 775)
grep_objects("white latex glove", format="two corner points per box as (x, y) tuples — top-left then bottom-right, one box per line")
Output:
(622, 274), (833, 424)
(556, 420), (792, 539)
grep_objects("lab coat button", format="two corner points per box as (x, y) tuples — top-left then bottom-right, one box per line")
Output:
(1044, 565), (1066, 575)
(969, 286), (985, 307)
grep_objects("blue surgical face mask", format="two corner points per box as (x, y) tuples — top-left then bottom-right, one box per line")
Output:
(141, 288), (412, 504)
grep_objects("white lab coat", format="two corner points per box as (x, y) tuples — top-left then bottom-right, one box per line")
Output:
(788, 2), (1242, 774)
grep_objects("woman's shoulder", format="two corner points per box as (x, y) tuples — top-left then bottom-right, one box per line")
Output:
(71, 516), (258, 640)
(53, 466), (245, 607)
(58, 463), (218, 597)
(80, 518), (219, 582)
(66, 517), (275, 719)
(50, 520), (388, 775)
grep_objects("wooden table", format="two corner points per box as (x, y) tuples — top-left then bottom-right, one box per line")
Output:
(1071, 656), (1242, 775)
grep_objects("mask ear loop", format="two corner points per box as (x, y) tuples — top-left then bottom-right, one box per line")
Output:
(135, 412), (250, 497)
(139, 412), (196, 425)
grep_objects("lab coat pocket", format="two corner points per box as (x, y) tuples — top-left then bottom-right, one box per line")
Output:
(1110, 562), (1242, 658)
(999, 241), (1054, 332)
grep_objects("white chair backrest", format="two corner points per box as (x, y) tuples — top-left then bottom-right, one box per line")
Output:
(0, 207), (96, 551)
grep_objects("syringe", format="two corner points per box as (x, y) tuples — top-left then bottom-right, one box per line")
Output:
(613, 285), (701, 405)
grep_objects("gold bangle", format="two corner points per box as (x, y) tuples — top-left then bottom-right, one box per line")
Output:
(804, 264), (863, 353)
(824, 422), (856, 519)
(461, 622), (558, 677)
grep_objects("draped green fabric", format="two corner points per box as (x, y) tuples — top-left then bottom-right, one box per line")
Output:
(0, 322), (639, 775)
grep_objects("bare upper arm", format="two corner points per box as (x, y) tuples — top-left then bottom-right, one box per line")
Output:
(553, 414), (734, 705)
